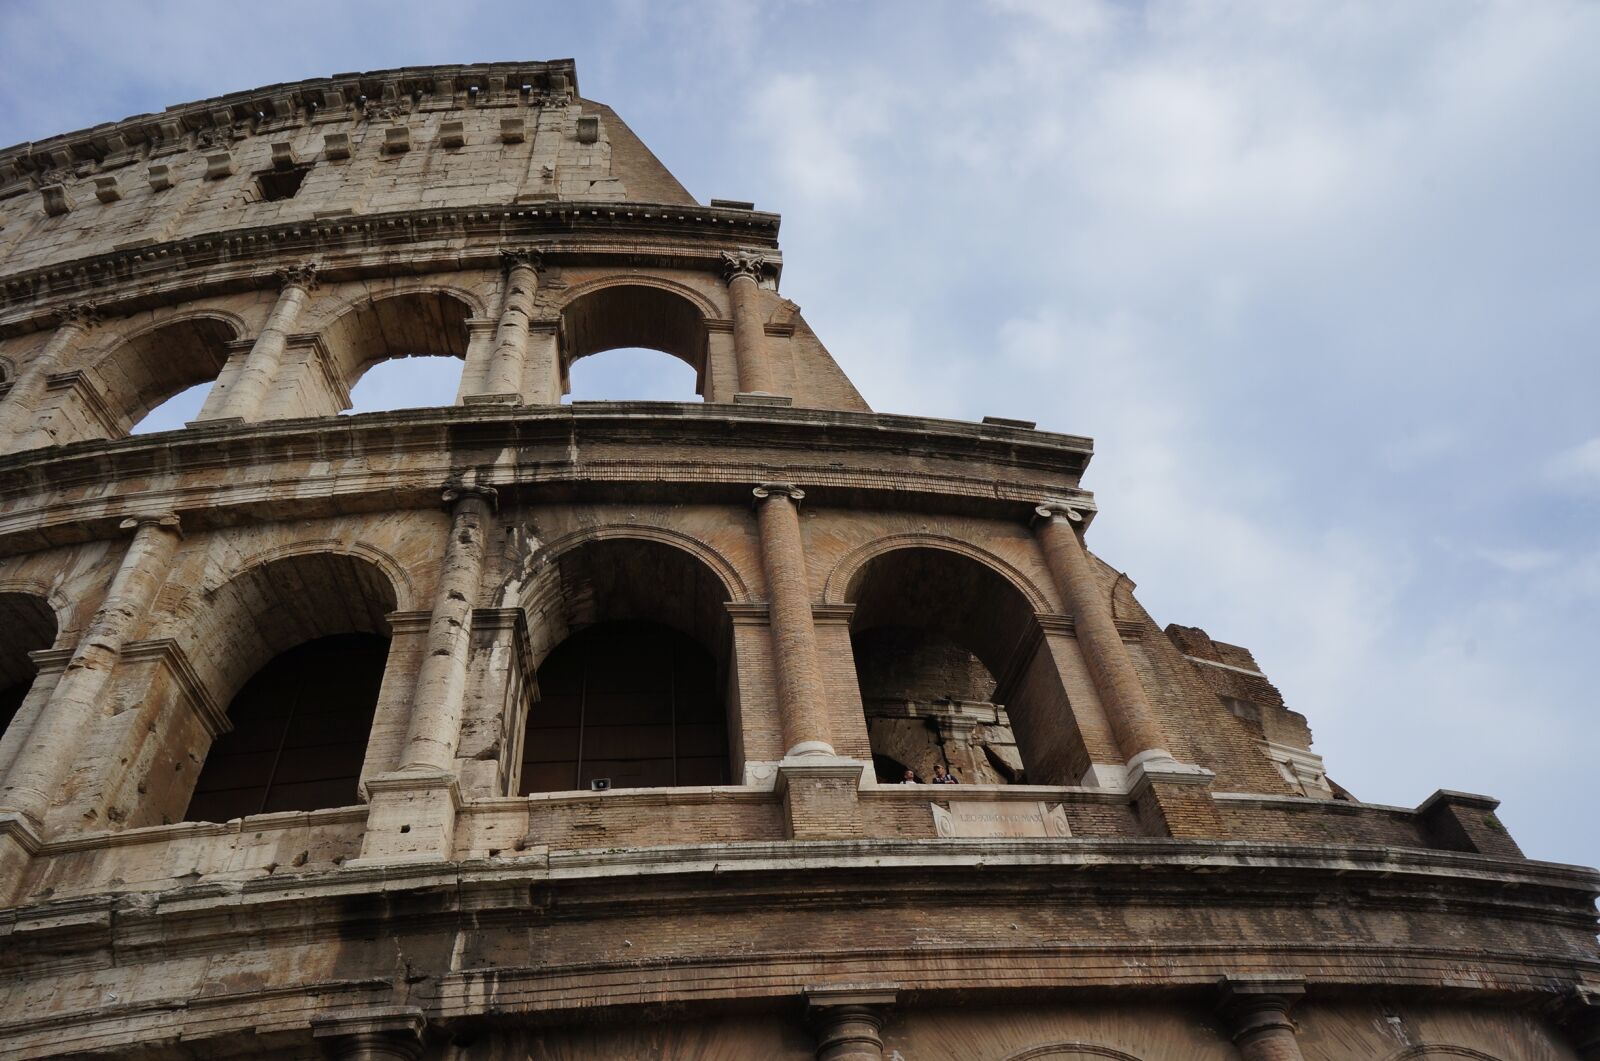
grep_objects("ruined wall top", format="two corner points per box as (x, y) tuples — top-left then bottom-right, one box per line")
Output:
(0, 61), (704, 285)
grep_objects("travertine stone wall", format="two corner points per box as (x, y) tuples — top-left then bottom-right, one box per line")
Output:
(0, 62), (1593, 1061)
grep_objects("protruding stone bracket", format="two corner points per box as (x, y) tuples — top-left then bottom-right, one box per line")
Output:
(806, 986), (896, 1061)
(311, 1005), (426, 1061)
(1217, 975), (1306, 1061)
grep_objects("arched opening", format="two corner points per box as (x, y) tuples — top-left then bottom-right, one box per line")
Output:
(321, 292), (472, 413)
(519, 537), (733, 793)
(560, 284), (708, 400)
(564, 347), (702, 402)
(93, 317), (238, 437)
(346, 355), (466, 414)
(846, 548), (1058, 785)
(185, 633), (387, 821)
(176, 553), (399, 822)
(0, 592), (57, 742)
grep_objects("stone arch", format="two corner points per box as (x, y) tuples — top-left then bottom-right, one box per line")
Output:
(823, 532), (1053, 612)
(516, 523), (751, 610)
(83, 311), (244, 434)
(317, 287), (477, 396)
(1004, 1046), (1146, 1061)
(556, 275), (713, 392)
(1385, 1048), (1508, 1061)
(512, 530), (738, 793)
(118, 551), (403, 825)
(0, 576), (75, 645)
(200, 538), (418, 614)
(841, 540), (1084, 786)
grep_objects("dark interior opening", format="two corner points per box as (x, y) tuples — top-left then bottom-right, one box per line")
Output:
(0, 592), (56, 741)
(185, 632), (388, 822)
(520, 620), (729, 793)
(256, 163), (312, 202)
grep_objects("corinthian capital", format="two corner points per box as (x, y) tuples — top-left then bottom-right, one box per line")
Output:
(722, 250), (773, 285)
(500, 248), (545, 273)
(274, 262), (320, 291)
(752, 482), (805, 505)
(56, 302), (101, 330)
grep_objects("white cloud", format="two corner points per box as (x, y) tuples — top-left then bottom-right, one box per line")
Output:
(1543, 437), (1600, 489)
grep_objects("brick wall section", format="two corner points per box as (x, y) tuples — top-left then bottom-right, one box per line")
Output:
(1419, 791), (1525, 858)
(782, 772), (866, 840)
(1166, 624), (1315, 750)
(1103, 563), (1293, 796)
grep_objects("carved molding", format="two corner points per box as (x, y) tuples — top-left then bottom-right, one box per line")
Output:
(752, 481), (804, 505)
(118, 637), (229, 738)
(273, 261), (319, 291)
(721, 249), (775, 284)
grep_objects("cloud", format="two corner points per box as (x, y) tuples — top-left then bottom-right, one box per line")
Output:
(1543, 437), (1600, 490)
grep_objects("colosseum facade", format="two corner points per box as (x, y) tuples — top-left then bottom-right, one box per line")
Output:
(0, 60), (1595, 1061)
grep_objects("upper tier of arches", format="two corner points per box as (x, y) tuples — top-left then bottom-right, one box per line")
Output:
(0, 260), (869, 453)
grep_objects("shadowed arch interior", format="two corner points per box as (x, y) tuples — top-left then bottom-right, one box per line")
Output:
(560, 284), (707, 394)
(320, 291), (472, 394)
(519, 538), (733, 792)
(0, 592), (57, 741)
(846, 546), (1082, 785)
(175, 553), (399, 822)
(90, 316), (239, 434)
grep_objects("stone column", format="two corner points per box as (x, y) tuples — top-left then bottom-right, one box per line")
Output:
(1217, 976), (1306, 1061)
(467, 249), (542, 404)
(723, 251), (776, 395)
(398, 484), (496, 774)
(0, 514), (181, 829)
(1032, 501), (1169, 764)
(753, 483), (832, 758)
(0, 303), (98, 447)
(808, 989), (895, 1061)
(208, 263), (318, 422)
(312, 1007), (425, 1061)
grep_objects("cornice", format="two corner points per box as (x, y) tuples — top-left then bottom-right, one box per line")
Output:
(0, 202), (783, 332)
(0, 404), (1096, 555)
(0, 61), (581, 185)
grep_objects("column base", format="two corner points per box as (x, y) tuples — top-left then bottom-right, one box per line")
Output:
(461, 392), (521, 406)
(350, 772), (461, 865)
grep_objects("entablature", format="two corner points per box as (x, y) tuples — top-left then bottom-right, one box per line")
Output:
(0, 203), (782, 333)
(0, 404), (1094, 556)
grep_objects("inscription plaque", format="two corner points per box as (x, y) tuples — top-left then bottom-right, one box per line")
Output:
(930, 800), (1072, 838)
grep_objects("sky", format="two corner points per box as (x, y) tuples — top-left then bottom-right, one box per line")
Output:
(1, 1), (1596, 866)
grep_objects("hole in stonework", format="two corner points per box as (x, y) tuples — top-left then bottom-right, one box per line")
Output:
(255, 163), (312, 202)
(400, 824), (411, 834)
